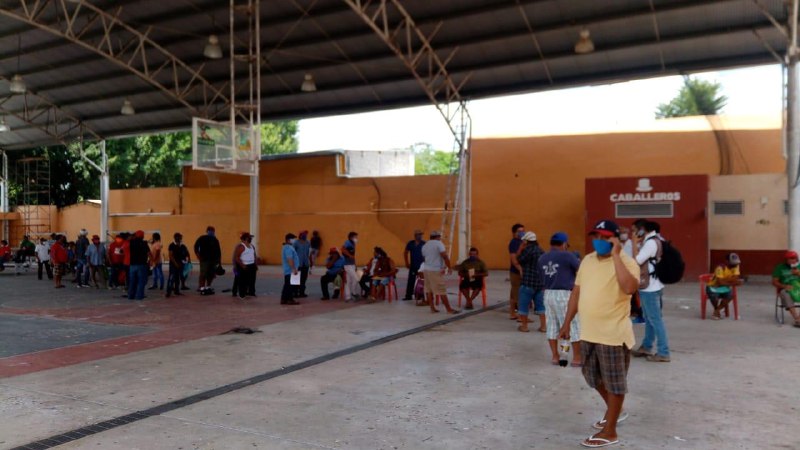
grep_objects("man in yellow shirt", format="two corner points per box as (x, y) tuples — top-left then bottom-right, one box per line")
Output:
(706, 253), (742, 320)
(560, 219), (640, 448)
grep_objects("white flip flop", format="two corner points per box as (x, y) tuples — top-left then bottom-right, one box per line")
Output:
(592, 411), (628, 430)
(581, 434), (620, 448)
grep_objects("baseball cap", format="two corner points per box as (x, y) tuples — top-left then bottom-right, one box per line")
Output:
(413, 229), (423, 235)
(134, 230), (145, 238)
(521, 231), (537, 242)
(91, 235), (100, 240)
(786, 250), (798, 259)
(329, 247), (339, 254)
(589, 220), (620, 238)
(240, 231), (252, 239)
(430, 230), (442, 237)
(728, 252), (741, 265)
(551, 232), (568, 244)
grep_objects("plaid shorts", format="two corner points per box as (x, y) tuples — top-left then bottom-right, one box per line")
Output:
(581, 341), (631, 395)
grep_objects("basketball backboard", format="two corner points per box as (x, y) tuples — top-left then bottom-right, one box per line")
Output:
(192, 117), (259, 176)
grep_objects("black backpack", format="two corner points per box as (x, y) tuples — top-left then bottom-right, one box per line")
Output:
(649, 237), (685, 284)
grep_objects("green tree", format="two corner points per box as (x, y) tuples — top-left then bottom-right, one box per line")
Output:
(655, 76), (728, 118)
(260, 120), (298, 155)
(411, 142), (458, 175)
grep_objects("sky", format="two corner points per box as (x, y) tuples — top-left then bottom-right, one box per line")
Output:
(297, 64), (783, 153)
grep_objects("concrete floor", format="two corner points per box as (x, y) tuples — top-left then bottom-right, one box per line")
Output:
(0, 267), (797, 449)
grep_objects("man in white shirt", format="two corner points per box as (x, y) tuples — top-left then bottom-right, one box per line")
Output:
(631, 220), (671, 362)
(35, 238), (53, 280)
(421, 230), (459, 314)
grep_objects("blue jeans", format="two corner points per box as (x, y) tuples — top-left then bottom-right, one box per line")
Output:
(640, 290), (670, 356)
(128, 264), (148, 300)
(151, 264), (164, 289)
(518, 285), (545, 316)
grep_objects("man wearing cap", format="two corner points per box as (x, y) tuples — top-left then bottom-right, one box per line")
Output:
(539, 232), (582, 366)
(128, 230), (150, 300)
(233, 232), (258, 299)
(421, 230), (459, 314)
(706, 253), (743, 320)
(508, 223), (526, 320)
(560, 219), (640, 448)
(517, 231), (546, 332)
(631, 220), (671, 362)
(85, 235), (107, 288)
(293, 230), (311, 298)
(194, 225), (222, 293)
(321, 247), (345, 300)
(281, 233), (300, 305)
(772, 251), (800, 327)
(403, 229), (426, 301)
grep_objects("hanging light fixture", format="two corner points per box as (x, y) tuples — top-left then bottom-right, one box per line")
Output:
(203, 35), (223, 59)
(574, 28), (595, 54)
(9, 34), (26, 94)
(120, 99), (135, 116)
(0, 117), (9, 132)
(301, 73), (317, 92)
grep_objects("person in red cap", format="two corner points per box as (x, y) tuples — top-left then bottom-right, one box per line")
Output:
(559, 219), (640, 448)
(321, 247), (345, 300)
(128, 230), (150, 300)
(705, 252), (743, 319)
(772, 250), (800, 327)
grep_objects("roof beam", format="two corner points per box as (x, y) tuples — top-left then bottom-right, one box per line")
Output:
(0, 0), (232, 120)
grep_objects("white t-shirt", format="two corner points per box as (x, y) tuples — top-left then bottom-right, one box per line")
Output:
(622, 240), (633, 258)
(35, 243), (50, 261)
(240, 243), (256, 265)
(421, 240), (447, 271)
(635, 232), (664, 292)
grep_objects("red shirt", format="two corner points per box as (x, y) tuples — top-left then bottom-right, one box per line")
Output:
(122, 240), (131, 265)
(108, 239), (125, 265)
(0, 245), (10, 259)
(51, 242), (68, 264)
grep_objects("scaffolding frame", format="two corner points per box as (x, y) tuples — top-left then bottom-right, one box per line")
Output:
(13, 156), (51, 240)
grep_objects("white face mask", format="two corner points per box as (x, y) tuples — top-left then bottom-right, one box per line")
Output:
(290, 238), (297, 244)
(352, 238), (358, 244)
(620, 233), (629, 241)
(792, 262), (799, 268)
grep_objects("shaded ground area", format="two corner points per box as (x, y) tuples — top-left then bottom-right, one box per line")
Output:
(0, 268), (796, 449)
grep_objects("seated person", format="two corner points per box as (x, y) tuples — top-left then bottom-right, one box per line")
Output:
(15, 235), (36, 263)
(321, 247), (345, 300)
(359, 253), (378, 298)
(772, 250), (800, 328)
(706, 252), (743, 319)
(0, 239), (11, 271)
(455, 247), (488, 310)
(369, 247), (397, 301)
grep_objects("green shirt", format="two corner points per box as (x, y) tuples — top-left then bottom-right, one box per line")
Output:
(456, 258), (488, 279)
(773, 263), (800, 302)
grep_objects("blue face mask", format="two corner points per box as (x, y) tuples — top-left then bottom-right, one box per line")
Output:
(516, 231), (525, 239)
(592, 239), (613, 256)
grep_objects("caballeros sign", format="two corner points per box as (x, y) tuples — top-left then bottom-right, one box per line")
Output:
(609, 178), (681, 202)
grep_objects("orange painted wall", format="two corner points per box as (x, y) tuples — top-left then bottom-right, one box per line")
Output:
(470, 128), (784, 269)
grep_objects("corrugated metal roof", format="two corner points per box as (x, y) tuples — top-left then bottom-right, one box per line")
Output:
(0, 0), (789, 150)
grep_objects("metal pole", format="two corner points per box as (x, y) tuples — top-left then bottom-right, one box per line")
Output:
(251, 0), (261, 251)
(788, 0), (800, 252)
(0, 150), (8, 241)
(100, 140), (109, 243)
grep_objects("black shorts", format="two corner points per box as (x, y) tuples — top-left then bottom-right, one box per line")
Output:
(459, 278), (483, 290)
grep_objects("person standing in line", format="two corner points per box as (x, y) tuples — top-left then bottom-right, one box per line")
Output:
(233, 232), (258, 299)
(309, 230), (322, 271)
(166, 233), (187, 298)
(194, 225), (222, 293)
(128, 230), (150, 300)
(559, 219), (640, 448)
(35, 237), (53, 280)
(85, 235), (107, 289)
(281, 233), (300, 305)
(74, 229), (90, 287)
(107, 234), (125, 290)
(539, 232), (582, 366)
(516, 231), (545, 332)
(508, 223), (525, 320)
(341, 231), (360, 302)
(50, 235), (68, 289)
(403, 229), (426, 301)
(293, 230), (311, 298)
(148, 232), (164, 291)
(421, 230), (459, 314)
(631, 220), (671, 363)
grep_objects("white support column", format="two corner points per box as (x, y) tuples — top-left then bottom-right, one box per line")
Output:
(457, 150), (469, 263)
(788, 0), (800, 252)
(100, 141), (110, 243)
(250, 170), (259, 249)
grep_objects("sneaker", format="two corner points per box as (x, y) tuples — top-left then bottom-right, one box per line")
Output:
(631, 346), (653, 358)
(646, 354), (671, 362)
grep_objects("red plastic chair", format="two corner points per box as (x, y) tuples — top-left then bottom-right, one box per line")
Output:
(699, 274), (738, 320)
(385, 278), (399, 302)
(458, 275), (487, 308)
